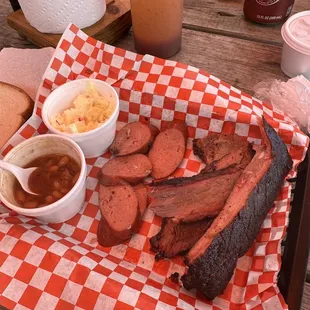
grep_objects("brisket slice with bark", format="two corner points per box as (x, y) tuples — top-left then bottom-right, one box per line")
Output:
(150, 131), (254, 258)
(193, 133), (254, 171)
(181, 118), (293, 300)
(149, 167), (242, 222)
(149, 134), (255, 259)
(150, 217), (213, 259)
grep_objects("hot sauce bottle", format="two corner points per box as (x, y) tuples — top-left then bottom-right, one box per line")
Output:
(243, 0), (295, 24)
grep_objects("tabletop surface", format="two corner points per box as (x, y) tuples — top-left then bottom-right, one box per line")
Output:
(0, 0), (310, 309)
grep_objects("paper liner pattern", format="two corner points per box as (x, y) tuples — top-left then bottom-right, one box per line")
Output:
(0, 24), (308, 310)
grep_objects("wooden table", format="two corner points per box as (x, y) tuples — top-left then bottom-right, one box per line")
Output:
(0, 0), (309, 309)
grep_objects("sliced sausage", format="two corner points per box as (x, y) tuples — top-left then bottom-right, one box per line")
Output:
(97, 184), (141, 247)
(148, 120), (188, 179)
(133, 184), (148, 216)
(98, 154), (152, 185)
(163, 119), (188, 138)
(148, 124), (160, 141)
(109, 122), (159, 156)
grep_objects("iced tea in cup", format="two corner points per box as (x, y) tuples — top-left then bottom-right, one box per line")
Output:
(130, 0), (183, 59)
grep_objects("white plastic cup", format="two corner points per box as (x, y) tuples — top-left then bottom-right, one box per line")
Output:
(0, 134), (87, 223)
(42, 79), (120, 158)
(281, 11), (310, 79)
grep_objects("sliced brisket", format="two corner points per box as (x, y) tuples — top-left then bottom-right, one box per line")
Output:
(193, 133), (254, 171)
(149, 167), (242, 222)
(150, 217), (213, 259)
(181, 117), (293, 299)
(149, 129), (255, 260)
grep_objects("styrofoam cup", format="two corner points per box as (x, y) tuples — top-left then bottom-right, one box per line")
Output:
(281, 11), (310, 79)
(42, 79), (120, 158)
(0, 134), (87, 223)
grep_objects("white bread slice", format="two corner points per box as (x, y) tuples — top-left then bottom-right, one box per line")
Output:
(0, 82), (34, 148)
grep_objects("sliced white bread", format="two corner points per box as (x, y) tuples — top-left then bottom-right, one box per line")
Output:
(0, 82), (34, 148)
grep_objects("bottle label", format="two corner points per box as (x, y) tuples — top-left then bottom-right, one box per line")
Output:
(256, 0), (280, 5)
(257, 14), (283, 21)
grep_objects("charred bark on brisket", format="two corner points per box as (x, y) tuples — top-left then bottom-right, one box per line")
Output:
(181, 118), (293, 300)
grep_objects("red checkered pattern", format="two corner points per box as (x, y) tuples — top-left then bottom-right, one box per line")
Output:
(0, 24), (308, 309)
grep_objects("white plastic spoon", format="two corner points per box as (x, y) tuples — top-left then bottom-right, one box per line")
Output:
(0, 160), (38, 195)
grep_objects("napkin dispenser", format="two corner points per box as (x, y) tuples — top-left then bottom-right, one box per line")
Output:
(18, 0), (107, 34)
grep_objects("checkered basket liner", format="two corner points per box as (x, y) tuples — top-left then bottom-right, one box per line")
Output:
(0, 24), (308, 310)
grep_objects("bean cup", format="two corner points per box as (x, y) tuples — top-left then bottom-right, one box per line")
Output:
(0, 134), (87, 223)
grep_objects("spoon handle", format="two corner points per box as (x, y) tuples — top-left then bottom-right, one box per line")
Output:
(0, 160), (23, 178)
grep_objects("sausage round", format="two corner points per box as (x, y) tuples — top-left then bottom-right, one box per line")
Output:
(98, 154), (152, 185)
(163, 119), (188, 138)
(97, 184), (141, 247)
(133, 184), (148, 216)
(109, 122), (159, 156)
(148, 120), (188, 179)
(148, 124), (160, 142)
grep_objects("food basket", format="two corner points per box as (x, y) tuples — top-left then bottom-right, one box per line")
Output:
(0, 24), (309, 310)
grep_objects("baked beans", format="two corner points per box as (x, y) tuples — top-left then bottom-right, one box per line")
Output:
(13, 154), (80, 209)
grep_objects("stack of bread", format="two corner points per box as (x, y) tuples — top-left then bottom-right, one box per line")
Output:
(0, 82), (33, 148)
(0, 47), (54, 149)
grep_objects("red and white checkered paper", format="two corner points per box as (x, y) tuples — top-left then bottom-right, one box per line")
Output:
(0, 24), (308, 310)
